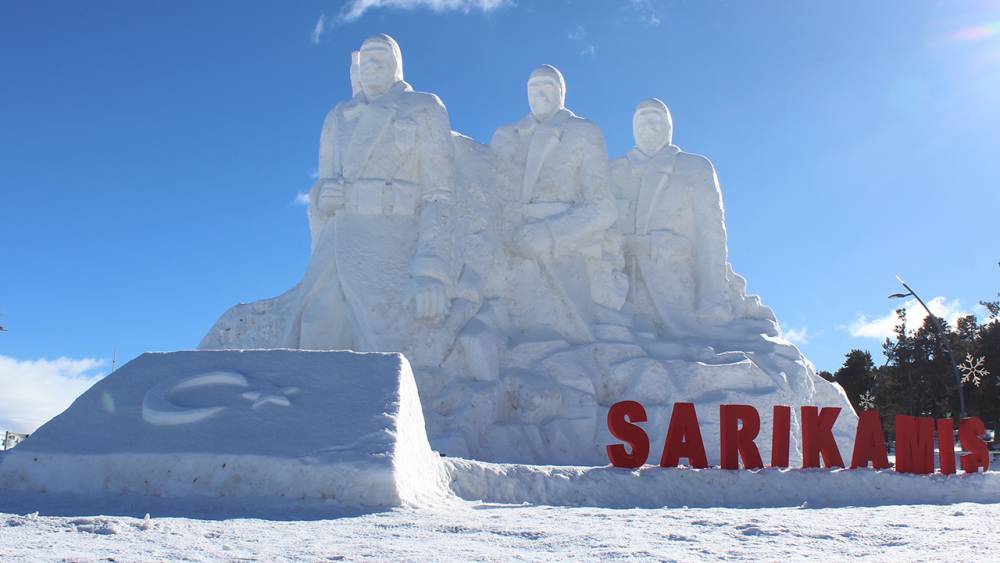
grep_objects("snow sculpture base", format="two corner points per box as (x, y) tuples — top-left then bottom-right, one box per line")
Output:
(0, 350), (449, 512)
(447, 459), (1000, 508)
(422, 332), (856, 467)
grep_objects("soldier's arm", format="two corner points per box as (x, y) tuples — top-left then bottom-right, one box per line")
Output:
(676, 153), (730, 307)
(307, 108), (340, 252)
(410, 96), (457, 288)
(318, 108), (339, 181)
(544, 121), (617, 250)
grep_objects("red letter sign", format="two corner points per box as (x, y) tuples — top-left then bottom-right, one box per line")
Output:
(959, 417), (990, 473)
(771, 405), (791, 468)
(801, 406), (844, 468)
(660, 402), (708, 469)
(720, 405), (763, 470)
(850, 410), (890, 469)
(606, 400), (650, 468)
(937, 418), (956, 475)
(895, 415), (934, 474)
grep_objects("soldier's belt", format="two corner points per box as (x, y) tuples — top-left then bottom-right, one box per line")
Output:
(344, 178), (419, 216)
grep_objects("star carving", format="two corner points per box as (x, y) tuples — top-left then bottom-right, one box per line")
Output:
(241, 385), (301, 409)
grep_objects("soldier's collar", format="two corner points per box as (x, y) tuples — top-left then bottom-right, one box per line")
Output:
(627, 144), (680, 166)
(360, 80), (413, 106)
(520, 107), (573, 135)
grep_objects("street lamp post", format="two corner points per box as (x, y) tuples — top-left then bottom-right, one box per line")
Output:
(889, 275), (966, 420)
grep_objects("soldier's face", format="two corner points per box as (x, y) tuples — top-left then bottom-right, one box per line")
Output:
(634, 110), (671, 155)
(359, 44), (397, 98)
(528, 78), (561, 121)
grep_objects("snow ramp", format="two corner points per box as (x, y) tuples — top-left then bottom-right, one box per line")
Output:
(0, 350), (451, 516)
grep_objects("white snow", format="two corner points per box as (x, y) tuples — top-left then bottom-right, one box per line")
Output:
(1, 351), (994, 519)
(446, 459), (1000, 508)
(0, 502), (998, 561)
(0, 350), (450, 512)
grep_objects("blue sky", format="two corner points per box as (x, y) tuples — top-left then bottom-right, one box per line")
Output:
(1, 1), (999, 431)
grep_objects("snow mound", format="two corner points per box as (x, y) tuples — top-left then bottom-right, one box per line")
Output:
(445, 458), (1000, 508)
(0, 350), (450, 514)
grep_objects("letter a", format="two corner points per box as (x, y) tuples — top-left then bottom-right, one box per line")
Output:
(660, 402), (708, 468)
(850, 410), (889, 469)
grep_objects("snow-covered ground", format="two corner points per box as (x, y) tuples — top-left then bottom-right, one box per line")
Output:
(3, 350), (997, 559)
(2, 501), (998, 561)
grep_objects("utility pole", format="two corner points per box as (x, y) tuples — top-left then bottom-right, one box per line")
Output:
(889, 275), (966, 420)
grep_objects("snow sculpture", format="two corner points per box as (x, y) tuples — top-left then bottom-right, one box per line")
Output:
(488, 64), (622, 345)
(202, 34), (481, 372)
(609, 98), (775, 338)
(349, 49), (361, 97)
(597, 98), (857, 463)
(202, 37), (857, 466)
(446, 64), (637, 464)
(0, 350), (451, 512)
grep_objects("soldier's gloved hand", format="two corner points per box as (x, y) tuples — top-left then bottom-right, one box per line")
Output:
(512, 222), (553, 258)
(413, 276), (449, 323)
(316, 180), (346, 216)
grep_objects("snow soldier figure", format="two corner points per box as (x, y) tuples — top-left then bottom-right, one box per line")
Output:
(611, 98), (752, 337)
(489, 65), (619, 345)
(202, 34), (464, 367)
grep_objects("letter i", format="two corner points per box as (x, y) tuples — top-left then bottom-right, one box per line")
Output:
(937, 418), (956, 475)
(771, 405), (790, 468)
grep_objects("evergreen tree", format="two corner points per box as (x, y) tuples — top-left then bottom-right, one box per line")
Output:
(846, 288), (1000, 435)
(833, 350), (875, 411)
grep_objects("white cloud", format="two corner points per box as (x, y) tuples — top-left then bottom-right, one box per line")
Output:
(567, 25), (587, 41)
(849, 297), (970, 340)
(310, 14), (327, 45)
(628, 0), (661, 27)
(782, 325), (809, 345)
(973, 302), (991, 319)
(293, 192), (310, 205)
(580, 44), (597, 58)
(0, 355), (106, 434)
(339, 0), (512, 23)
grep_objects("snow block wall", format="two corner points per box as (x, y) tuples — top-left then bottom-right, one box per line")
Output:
(0, 350), (450, 512)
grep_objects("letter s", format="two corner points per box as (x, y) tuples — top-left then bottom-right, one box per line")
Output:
(606, 400), (650, 468)
(959, 417), (990, 473)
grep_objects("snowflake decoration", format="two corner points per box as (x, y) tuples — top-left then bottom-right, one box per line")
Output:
(959, 355), (989, 388)
(858, 390), (876, 411)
